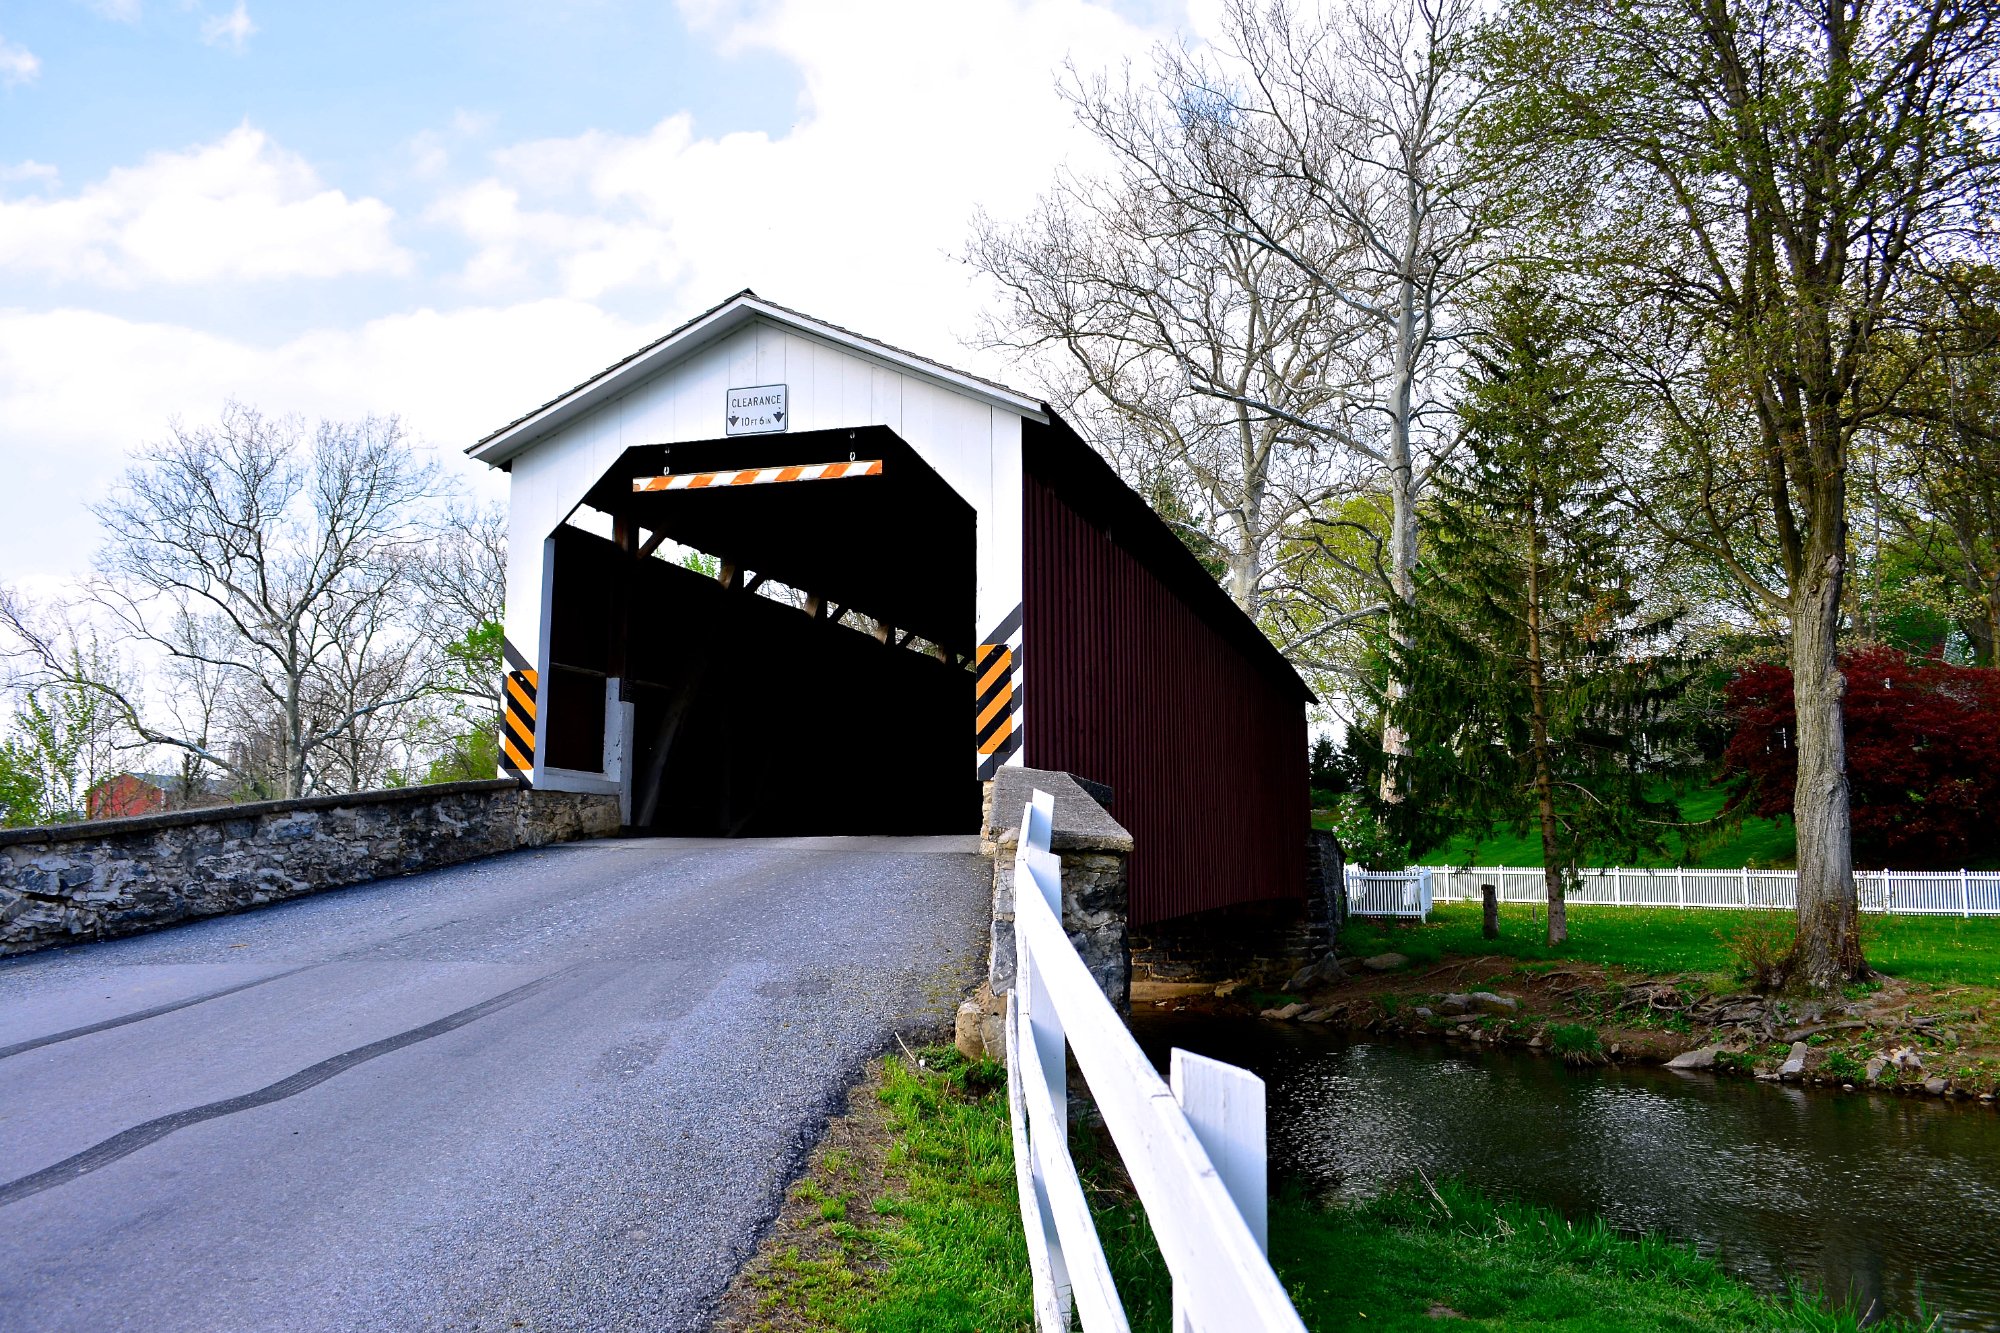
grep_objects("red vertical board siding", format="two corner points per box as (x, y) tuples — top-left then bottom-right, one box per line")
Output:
(1022, 468), (1308, 925)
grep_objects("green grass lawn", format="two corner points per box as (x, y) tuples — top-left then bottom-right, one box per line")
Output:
(1318, 775), (2000, 872)
(1340, 901), (2000, 988)
(746, 1051), (1909, 1332)
(1097, 1177), (1901, 1333)
(1411, 783), (1800, 869)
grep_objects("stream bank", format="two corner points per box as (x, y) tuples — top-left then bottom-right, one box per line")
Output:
(1131, 1014), (2000, 1330)
(711, 1047), (1924, 1332)
(1150, 902), (2000, 1102)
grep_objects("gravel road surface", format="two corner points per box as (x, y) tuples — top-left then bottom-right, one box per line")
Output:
(0, 834), (988, 1332)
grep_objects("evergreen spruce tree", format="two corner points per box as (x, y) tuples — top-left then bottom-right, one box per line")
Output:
(1387, 287), (1685, 944)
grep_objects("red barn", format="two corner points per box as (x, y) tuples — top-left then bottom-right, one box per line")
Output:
(86, 774), (167, 821)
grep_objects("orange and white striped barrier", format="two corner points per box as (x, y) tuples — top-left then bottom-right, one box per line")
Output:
(632, 459), (883, 492)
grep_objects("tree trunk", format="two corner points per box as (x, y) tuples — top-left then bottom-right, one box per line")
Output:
(1377, 245), (1423, 805)
(1376, 440), (1419, 806)
(1227, 487), (1264, 618)
(1227, 399), (1266, 619)
(1533, 764), (1566, 946)
(1973, 581), (2000, 668)
(1788, 553), (1866, 991)
(1522, 494), (1565, 947)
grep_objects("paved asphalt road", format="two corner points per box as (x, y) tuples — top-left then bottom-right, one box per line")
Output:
(0, 835), (989, 1333)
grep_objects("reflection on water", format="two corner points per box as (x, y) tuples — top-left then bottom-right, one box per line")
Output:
(1131, 1015), (2000, 1330)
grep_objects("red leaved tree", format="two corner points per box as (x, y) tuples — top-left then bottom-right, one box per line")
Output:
(1725, 646), (2000, 869)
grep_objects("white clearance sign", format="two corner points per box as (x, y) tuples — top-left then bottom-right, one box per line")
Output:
(726, 384), (788, 435)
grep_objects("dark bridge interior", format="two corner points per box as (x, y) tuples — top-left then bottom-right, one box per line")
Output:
(544, 425), (980, 836)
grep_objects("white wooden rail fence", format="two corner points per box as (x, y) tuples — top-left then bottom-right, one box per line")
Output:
(1346, 865), (2000, 918)
(1346, 867), (1435, 920)
(1007, 790), (1307, 1333)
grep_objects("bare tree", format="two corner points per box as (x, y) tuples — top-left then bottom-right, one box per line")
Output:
(985, 0), (1502, 767)
(1186, 0), (1498, 611)
(969, 94), (1384, 677)
(408, 502), (508, 714)
(150, 609), (235, 801)
(305, 560), (430, 792)
(5, 404), (444, 799)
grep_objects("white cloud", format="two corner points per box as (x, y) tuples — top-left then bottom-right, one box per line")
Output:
(200, 2), (256, 54)
(404, 109), (498, 182)
(0, 0), (1196, 582)
(434, 0), (1163, 355)
(0, 161), (57, 186)
(0, 124), (410, 285)
(0, 35), (40, 85)
(0, 300), (651, 576)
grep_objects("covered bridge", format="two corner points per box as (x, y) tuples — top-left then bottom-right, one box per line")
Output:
(469, 291), (1310, 924)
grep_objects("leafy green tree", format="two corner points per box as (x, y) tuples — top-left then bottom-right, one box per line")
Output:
(0, 738), (44, 828)
(1309, 728), (1372, 799)
(408, 619), (504, 784)
(1273, 493), (1397, 696)
(1477, 0), (1999, 987)
(1875, 267), (2000, 665)
(1387, 288), (1685, 943)
(7, 669), (128, 825)
(422, 727), (500, 785)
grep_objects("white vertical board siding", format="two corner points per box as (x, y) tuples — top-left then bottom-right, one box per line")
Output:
(871, 366), (903, 434)
(983, 407), (1026, 768)
(755, 323), (784, 384)
(496, 316), (1031, 785)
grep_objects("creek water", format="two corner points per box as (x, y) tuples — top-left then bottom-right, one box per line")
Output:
(1130, 1015), (2000, 1329)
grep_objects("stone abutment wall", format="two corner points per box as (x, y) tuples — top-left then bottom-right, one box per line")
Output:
(962, 768), (1133, 1060)
(0, 780), (621, 956)
(960, 773), (1345, 1059)
(1127, 828), (1346, 985)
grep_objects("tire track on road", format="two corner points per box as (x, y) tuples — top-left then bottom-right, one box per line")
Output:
(0, 967), (572, 1209)
(0, 966), (319, 1062)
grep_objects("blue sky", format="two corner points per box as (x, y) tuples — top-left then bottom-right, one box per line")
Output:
(4, 1), (803, 336)
(7, 2), (803, 176)
(0, 0), (1190, 583)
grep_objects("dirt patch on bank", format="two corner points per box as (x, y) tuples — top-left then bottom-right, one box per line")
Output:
(1138, 957), (2000, 1102)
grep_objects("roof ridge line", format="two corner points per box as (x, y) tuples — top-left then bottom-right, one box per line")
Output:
(467, 291), (1041, 461)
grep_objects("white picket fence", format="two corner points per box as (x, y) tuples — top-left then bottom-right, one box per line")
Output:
(1345, 864), (2000, 918)
(1347, 867), (1436, 919)
(1007, 790), (1306, 1333)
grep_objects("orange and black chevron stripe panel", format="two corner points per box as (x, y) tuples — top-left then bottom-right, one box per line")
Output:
(975, 642), (1014, 755)
(974, 605), (1023, 780)
(499, 639), (537, 781)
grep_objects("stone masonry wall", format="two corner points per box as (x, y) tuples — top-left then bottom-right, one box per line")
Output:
(980, 767), (1134, 1013)
(0, 780), (621, 956)
(1128, 828), (1346, 985)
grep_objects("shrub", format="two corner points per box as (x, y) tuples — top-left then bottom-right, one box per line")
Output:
(1546, 1023), (1604, 1065)
(1724, 645), (2000, 867)
(1715, 1049), (1757, 1074)
(1327, 793), (1408, 870)
(1719, 914), (1794, 991)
